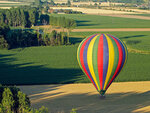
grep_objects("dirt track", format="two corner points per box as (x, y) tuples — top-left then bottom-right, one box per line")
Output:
(72, 28), (150, 32)
(19, 81), (150, 113)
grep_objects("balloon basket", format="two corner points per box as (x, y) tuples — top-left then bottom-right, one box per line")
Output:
(99, 90), (106, 99)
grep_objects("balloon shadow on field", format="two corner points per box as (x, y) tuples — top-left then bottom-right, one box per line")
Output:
(28, 89), (150, 113)
(0, 54), (84, 85)
(69, 37), (83, 44)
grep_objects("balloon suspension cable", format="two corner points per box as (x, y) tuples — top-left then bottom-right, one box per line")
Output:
(99, 90), (106, 99)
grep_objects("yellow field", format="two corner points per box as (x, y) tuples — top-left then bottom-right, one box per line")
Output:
(0, 0), (29, 9)
(0, 1), (21, 3)
(51, 7), (137, 14)
(109, 7), (150, 13)
(0, 7), (11, 9)
(19, 81), (150, 113)
(71, 2), (124, 6)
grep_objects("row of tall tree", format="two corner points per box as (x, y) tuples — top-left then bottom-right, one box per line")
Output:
(49, 16), (76, 29)
(0, 6), (77, 29)
(0, 6), (39, 28)
(40, 15), (76, 36)
(0, 24), (71, 49)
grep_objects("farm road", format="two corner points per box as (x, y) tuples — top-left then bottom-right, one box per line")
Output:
(72, 28), (150, 32)
(19, 81), (150, 113)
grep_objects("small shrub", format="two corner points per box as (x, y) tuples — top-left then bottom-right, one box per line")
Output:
(0, 35), (9, 49)
(70, 108), (77, 113)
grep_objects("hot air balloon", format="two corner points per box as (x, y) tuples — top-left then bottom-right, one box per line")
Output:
(77, 34), (127, 97)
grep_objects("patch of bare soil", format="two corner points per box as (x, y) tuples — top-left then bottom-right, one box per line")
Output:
(19, 82), (150, 113)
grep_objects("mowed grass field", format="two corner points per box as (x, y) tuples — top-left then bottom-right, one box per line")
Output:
(0, 31), (150, 85)
(70, 31), (150, 51)
(130, 13), (150, 17)
(51, 14), (150, 29)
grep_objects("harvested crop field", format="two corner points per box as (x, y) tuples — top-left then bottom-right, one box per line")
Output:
(0, 7), (11, 9)
(19, 81), (150, 113)
(0, 1), (21, 3)
(51, 7), (136, 14)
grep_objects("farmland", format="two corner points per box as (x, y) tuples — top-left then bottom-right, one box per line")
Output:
(51, 7), (136, 14)
(50, 14), (150, 29)
(0, 0), (30, 8)
(0, 31), (150, 85)
(19, 82), (150, 113)
(0, 1), (150, 112)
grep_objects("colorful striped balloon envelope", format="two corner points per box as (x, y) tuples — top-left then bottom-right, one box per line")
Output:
(77, 34), (128, 96)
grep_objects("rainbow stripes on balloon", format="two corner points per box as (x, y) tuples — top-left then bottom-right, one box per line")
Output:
(77, 34), (128, 95)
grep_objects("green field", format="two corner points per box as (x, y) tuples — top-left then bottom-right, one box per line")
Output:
(0, 31), (150, 85)
(130, 13), (150, 17)
(70, 31), (150, 51)
(51, 14), (150, 29)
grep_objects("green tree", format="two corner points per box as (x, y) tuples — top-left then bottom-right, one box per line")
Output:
(2, 88), (15, 113)
(0, 13), (5, 25)
(28, 9), (39, 26)
(67, 0), (71, 6)
(0, 35), (9, 49)
(60, 32), (64, 45)
(40, 14), (49, 25)
(65, 19), (76, 43)
(11, 8), (17, 27)
(50, 0), (55, 6)
(20, 9), (27, 27)
(50, 30), (57, 46)
(60, 17), (66, 28)
(35, 0), (41, 6)
(17, 91), (30, 113)
(57, 32), (61, 45)
(5, 10), (12, 26)
(0, 23), (10, 37)
(0, 104), (5, 113)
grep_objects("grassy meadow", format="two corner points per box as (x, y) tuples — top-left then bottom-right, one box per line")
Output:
(51, 14), (150, 29)
(0, 31), (150, 85)
(70, 31), (150, 51)
(130, 13), (150, 17)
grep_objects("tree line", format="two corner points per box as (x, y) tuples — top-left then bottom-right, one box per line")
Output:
(49, 16), (76, 29)
(0, 6), (77, 29)
(0, 6), (39, 28)
(0, 24), (70, 49)
(0, 6), (77, 49)
(40, 14), (76, 37)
